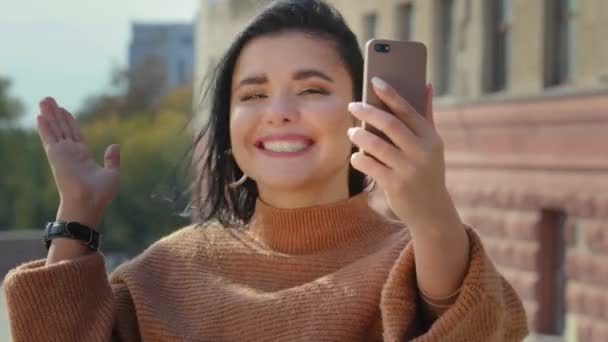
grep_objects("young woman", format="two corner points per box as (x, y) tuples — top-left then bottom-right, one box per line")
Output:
(4, 0), (528, 341)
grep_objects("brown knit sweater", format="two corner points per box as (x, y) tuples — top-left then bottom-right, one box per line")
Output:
(4, 192), (528, 341)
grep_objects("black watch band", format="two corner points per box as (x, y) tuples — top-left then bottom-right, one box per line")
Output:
(44, 221), (101, 251)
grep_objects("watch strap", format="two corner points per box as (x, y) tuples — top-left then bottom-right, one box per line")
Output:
(44, 221), (101, 251)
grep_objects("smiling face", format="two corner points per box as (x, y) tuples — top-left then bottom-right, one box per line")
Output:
(229, 31), (356, 206)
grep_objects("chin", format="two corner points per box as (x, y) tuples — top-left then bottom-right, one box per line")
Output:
(258, 177), (314, 190)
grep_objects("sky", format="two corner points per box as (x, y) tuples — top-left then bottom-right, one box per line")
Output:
(0, 0), (199, 128)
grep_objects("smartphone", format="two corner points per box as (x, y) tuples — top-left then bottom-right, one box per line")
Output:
(361, 39), (427, 145)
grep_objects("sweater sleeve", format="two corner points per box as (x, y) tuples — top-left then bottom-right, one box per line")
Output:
(379, 227), (529, 342)
(3, 252), (141, 342)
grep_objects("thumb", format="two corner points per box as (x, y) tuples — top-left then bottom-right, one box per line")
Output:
(104, 144), (120, 171)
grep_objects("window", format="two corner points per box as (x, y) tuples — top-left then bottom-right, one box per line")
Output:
(544, 0), (575, 87)
(436, 0), (455, 95)
(362, 12), (378, 44)
(484, 0), (510, 93)
(396, 3), (414, 41)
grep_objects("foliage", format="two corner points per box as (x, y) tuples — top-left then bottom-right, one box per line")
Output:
(0, 79), (196, 254)
(0, 77), (24, 126)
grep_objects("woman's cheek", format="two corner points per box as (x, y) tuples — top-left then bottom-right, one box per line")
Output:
(230, 106), (259, 160)
(231, 105), (259, 134)
(303, 97), (350, 128)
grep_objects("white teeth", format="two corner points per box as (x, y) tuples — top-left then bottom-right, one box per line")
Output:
(263, 141), (310, 152)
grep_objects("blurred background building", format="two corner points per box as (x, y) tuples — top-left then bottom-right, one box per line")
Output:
(129, 22), (195, 100)
(195, 0), (608, 341)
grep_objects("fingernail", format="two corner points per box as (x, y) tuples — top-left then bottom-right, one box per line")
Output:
(371, 77), (388, 90)
(348, 102), (363, 113)
(347, 127), (357, 137)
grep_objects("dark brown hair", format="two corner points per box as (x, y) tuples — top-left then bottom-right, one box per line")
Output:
(193, 0), (369, 228)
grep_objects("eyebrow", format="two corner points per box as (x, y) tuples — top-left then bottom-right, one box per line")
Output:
(235, 68), (334, 90)
(293, 69), (334, 83)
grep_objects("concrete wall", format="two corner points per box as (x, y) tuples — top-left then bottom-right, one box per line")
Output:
(0, 230), (47, 340)
(0, 230), (46, 281)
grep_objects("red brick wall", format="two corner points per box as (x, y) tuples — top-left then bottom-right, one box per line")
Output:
(437, 90), (608, 341)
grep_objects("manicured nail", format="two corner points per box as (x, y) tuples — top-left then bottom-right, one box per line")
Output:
(348, 102), (364, 113)
(371, 77), (388, 90)
(347, 127), (357, 137)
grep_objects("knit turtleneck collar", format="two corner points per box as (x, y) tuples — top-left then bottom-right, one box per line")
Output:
(247, 191), (387, 254)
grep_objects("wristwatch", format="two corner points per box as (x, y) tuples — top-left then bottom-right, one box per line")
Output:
(44, 221), (101, 251)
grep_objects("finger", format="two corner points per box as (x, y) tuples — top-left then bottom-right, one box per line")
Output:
(371, 77), (431, 137)
(426, 84), (435, 126)
(59, 107), (83, 142)
(350, 151), (392, 188)
(104, 144), (120, 171)
(347, 127), (405, 168)
(39, 98), (63, 140)
(348, 102), (419, 154)
(48, 98), (70, 140)
(37, 115), (58, 146)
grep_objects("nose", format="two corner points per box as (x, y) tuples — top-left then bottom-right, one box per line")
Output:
(264, 94), (299, 125)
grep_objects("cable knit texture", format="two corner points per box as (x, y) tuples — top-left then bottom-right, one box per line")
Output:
(3, 192), (528, 341)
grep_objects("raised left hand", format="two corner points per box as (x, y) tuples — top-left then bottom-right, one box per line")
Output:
(347, 77), (455, 229)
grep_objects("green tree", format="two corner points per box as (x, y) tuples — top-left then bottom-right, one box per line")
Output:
(0, 77), (24, 124)
(0, 77), (53, 231)
(1, 68), (195, 255)
(77, 58), (168, 124)
(82, 94), (193, 252)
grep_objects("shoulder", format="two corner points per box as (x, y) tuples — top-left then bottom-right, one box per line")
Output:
(110, 221), (244, 279)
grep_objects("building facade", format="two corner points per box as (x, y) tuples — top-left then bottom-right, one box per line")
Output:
(129, 22), (195, 97)
(194, 0), (608, 340)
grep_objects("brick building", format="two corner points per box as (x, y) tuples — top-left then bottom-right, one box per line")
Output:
(194, 0), (608, 340)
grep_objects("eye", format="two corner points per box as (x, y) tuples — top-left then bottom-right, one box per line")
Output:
(240, 93), (266, 102)
(298, 88), (329, 96)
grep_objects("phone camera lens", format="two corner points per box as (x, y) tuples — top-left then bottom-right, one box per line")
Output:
(374, 43), (390, 53)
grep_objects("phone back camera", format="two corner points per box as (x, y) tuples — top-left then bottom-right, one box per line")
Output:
(374, 43), (391, 53)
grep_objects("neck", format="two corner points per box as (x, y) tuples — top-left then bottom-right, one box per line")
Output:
(248, 190), (386, 254)
(257, 170), (350, 209)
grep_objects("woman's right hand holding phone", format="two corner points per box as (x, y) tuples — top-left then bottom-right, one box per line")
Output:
(37, 97), (120, 262)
